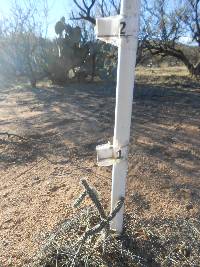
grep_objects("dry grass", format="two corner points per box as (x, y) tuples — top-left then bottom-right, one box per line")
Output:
(0, 67), (199, 266)
(32, 182), (200, 267)
(136, 66), (189, 77)
(135, 66), (198, 87)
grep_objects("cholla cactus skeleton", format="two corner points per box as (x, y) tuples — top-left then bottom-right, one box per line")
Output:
(74, 179), (124, 223)
(72, 178), (124, 265)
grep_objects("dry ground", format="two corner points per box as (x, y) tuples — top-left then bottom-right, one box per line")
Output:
(0, 67), (200, 266)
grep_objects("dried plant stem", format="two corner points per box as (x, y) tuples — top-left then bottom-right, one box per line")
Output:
(71, 178), (124, 266)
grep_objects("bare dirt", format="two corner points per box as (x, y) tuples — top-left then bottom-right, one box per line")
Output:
(0, 67), (200, 266)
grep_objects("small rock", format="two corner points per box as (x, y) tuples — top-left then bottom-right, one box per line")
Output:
(186, 203), (193, 211)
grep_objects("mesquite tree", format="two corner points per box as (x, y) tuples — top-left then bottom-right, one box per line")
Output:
(70, 0), (200, 78)
(143, 0), (200, 77)
(0, 0), (50, 86)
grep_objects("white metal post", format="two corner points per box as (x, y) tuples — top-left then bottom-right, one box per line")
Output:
(95, 0), (141, 233)
(110, 0), (141, 233)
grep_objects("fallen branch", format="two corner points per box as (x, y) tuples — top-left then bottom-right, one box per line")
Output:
(0, 131), (28, 141)
(80, 178), (106, 219)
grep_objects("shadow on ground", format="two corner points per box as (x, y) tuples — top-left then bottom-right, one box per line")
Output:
(0, 75), (200, 266)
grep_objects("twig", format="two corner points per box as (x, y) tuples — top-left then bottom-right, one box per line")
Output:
(80, 179), (106, 219)
(81, 197), (124, 241)
(73, 190), (87, 208)
(71, 184), (124, 267)
(0, 131), (28, 141)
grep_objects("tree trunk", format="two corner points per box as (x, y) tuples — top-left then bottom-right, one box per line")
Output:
(146, 42), (200, 78)
(91, 53), (96, 82)
(179, 54), (200, 78)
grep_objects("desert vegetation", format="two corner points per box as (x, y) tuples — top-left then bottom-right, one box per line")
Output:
(0, 0), (199, 267)
(0, 0), (199, 87)
(0, 66), (199, 266)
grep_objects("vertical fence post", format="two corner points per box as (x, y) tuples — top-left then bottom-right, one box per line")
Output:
(96, 0), (141, 234)
(110, 0), (141, 233)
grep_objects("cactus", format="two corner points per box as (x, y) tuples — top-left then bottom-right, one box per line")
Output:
(47, 17), (118, 83)
(46, 18), (89, 83)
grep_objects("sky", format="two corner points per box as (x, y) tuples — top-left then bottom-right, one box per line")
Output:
(0, 0), (73, 38)
(0, 0), (195, 44)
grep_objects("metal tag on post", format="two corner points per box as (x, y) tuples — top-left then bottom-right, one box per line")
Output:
(96, 142), (114, 166)
(95, 14), (139, 46)
(96, 142), (129, 167)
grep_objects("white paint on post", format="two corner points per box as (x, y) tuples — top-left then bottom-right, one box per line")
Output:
(96, 0), (141, 233)
(111, 0), (141, 233)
